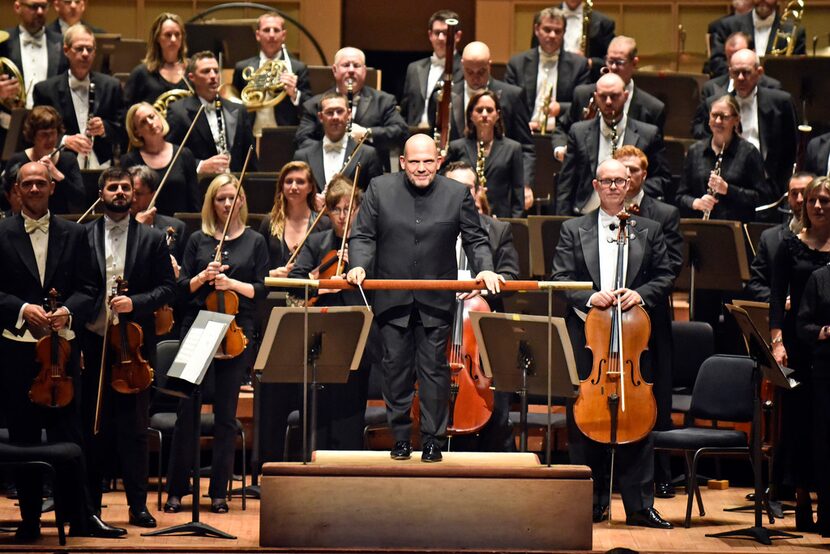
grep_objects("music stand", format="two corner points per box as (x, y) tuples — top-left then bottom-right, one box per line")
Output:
(763, 56), (830, 132)
(1, 107), (29, 162)
(144, 310), (236, 539)
(706, 304), (800, 545)
(255, 305), (373, 461)
(471, 311), (578, 465)
(675, 219), (749, 320)
(91, 33), (121, 74)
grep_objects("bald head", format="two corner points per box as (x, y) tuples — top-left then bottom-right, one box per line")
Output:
(332, 46), (367, 93)
(461, 41), (491, 91)
(729, 48), (763, 97)
(595, 72), (628, 123)
(16, 161), (54, 219)
(401, 134), (442, 188)
(594, 159), (629, 212)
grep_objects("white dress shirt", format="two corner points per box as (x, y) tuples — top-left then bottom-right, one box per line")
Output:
(67, 71), (103, 169)
(737, 88), (761, 155)
(561, 3), (584, 54)
(582, 115), (626, 213)
(322, 135), (348, 186)
(87, 216), (129, 335)
(19, 26), (48, 108)
(421, 53), (446, 127)
(752, 10), (775, 55)
(597, 208), (628, 294)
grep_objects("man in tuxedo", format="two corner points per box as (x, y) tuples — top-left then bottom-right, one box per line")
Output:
(505, 7), (591, 134)
(0, 161), (125, 539)
(745, 172), (811, 302)
(293, 91), (383, 193)
(556, 72), (670, 216)
(231, 12), (310, 132)
(698, 31), (781, 99)
(33, 24), (124, 169)
(347, 134), (501, 463)
(128, 165), (187, 263)
(805, 132), (830, 177)
(295, 46), (407, 170)
(553, 36), (665, 161)
(615, 145), (682, 498)
(167, 51), (258, 174)
(430, 41), (535, 208)
(551, 158), (675, 529)
(692, 49), (797, 198)
(560, 0), (615, 77)
(48, 0), (104, 35)
(400, 9), (464, 128)
(709, 0), (806, 78)
(80, 167), (176, 529)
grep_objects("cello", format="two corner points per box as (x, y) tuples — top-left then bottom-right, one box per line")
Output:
(29, 289), (73, 408)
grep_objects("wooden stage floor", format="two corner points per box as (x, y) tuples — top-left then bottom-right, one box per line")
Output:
(0, 471), (827, 553)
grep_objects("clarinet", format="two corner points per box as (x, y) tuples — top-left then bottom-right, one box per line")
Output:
(84, 82), (96, 170)
(346, 80), (354, 134)
(214, 96), (229, 172)
(703, 148), (723, 221)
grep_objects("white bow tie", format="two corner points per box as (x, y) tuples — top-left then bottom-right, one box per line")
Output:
(106, 220), (128, 234)
(22, 30), (44, 48)
(430, 54), (445, 69)
(324, 141), (345, 153)
(24, 216), (48, 234)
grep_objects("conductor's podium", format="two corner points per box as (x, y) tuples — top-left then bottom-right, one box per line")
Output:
(260, 450), (593, 550)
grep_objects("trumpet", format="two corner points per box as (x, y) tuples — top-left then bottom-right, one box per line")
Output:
(537, 82), (554, 135)
(769, 0), (805, 56)
(703, 148), (724, 221)
(0, 56), (26, 110)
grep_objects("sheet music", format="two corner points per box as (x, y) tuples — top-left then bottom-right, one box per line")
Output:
(174, 320), (226, 382)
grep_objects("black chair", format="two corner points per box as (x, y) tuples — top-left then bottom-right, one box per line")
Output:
(148, 340), (247, 511)
(670, 321), (714, 419)
(653, 354), (755, 528)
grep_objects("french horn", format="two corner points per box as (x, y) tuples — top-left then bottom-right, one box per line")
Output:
(239, 59), (288, 111)
(0, 56), (26, 110)
(152, 88), (193, 118)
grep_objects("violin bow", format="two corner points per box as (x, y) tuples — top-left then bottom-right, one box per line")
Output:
(76, 198), (102, 224)
(334, 163), (361, 276)
(213, 145), (254, 262)
(285, 206), (329, 267)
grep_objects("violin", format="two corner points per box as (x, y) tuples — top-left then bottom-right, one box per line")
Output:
(205, 249), (249, 359)
(154, 226), (176, 336)
(573, 211), (656, 445)
(29, 289), (74, 408)
(108, 277), (154, 394)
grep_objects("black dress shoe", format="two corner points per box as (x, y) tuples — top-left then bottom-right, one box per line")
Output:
(655, 482), (676, 499)
(163, 496), (182, 513)
(421, 442), (443, 463)
(210, 498), (229, 513)
(626, 507), (673, 529)
(71, 515), (127, 538)
(592, 504), (609, 523)
(128, 508), (157, 528)
(13, 522), (40, 541)
(390, 440), (412, 460)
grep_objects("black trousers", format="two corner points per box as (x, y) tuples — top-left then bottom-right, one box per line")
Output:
(0, 337), (92, 529)
(380, 310), (451, 447)
(81, 332), (150, 513)
(813, 378), (830, 534)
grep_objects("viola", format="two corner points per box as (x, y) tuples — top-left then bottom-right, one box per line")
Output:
(573, 211), (656, 445)
(109, 277), (154, 394)
(154, 226), (176, 336)
(29, 289), (74, 408)
(205, 249), (248, 359)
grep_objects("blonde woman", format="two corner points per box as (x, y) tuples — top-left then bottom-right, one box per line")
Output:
(124, 12), (190, 106)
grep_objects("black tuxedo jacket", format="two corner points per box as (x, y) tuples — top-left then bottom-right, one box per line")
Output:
(481, 213), (519, 313)
(46, 19), (105, 35)
(232, 53), (310, 126)
(699, 73), (781, 100)
(349, 173), (493, 328)
(0, 26), (67, 83)
(636, 194), (683, 278)
(444, 136), (525, 218)
(556, 117), (671, 215)
(166, 95), (258, 172)
(692, 86), (796, 194)
(33, 71), (125, 164)
(292, 137), (384, 191)
(709, 11), (807, 77)
(551, 212), (675, 379)
(805, 132), (830, 177)
(295, 86), (408, 156)
(151, 213), (187, 263)
(429, 78), (536, 184)
(86, 217), (176, 341)
(0, 214), (98, 333)
(400, 54), (463, 126)
(504, 49), (590, 118)
(745, 223), (788, 303)
(553, 82), (666, 150)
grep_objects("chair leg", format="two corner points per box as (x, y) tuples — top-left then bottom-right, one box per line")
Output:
(240, 429), (246, 511)
(683, 451), (695, 528)
(155, 431), (164, 511)
(691, 451), (706, 517)
(44, 464), (65, 546)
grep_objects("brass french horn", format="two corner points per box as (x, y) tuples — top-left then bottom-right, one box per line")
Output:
(0, 56), (26, 110)
(152, 88), (193, 118)
(239, 59), (287, 111)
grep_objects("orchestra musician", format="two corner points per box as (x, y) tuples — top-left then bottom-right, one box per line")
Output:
(444, 90), (525, 218)
(505, 7), (591, 133)
(48, 0), (105, 35)
(121, 101), (200, 215)
(347, 134), (502, 463)
(232, 12), (311, 131)
(293, 91), (384, 192)
(128, 164), (187, 263)
(551, 158), (674, 528)
(80, 166), (176, 528)
(770, 176), (830, 532)
(4, 106), (85, 214)
(0, 161), (125, 539)
(295, 46), (408, 171)
(164, 173), (268, 514)
(559, 0), (616, 76)
(555, 72), (670, 216)
(123, 12), (190, 106)
(698, 32), (781, 100)
(33, 24), (125, 169)
(706, 0), (753, 77)
(400, 10), (464, 128)
(165, 51), (258, 175)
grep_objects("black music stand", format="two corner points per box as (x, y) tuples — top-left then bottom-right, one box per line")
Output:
(763, 56), (830, 133)
(144, 311), (236, 540)
(1, 107), (29, 161)
(471, 311), (578, 465)
(707, 305), (800, 545)
(676, 219), (749, 320)
(255, 305), (373, 462)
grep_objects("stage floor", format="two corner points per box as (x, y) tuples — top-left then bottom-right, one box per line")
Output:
(0, 468), (826, 553)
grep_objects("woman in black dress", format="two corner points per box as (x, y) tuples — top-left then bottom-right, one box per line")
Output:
(4, 106), (85, 214)
(676, 94), (767, 222)
(124, 12), (190, 108)
(121, 102), (200, 215)
(164, 173), (269, 514)
(771, 176), (830, 531)
(444, 91), (524, 218)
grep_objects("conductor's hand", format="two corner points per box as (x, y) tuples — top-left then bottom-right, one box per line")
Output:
(476, 270), (503, 295)
(612, 288), (642, 311)
(346, 266), (366, 286)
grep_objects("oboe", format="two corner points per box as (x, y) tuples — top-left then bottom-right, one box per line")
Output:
(83, 82), (96, 170)
(346, 80), (354, 134)
(703, 148), (723, 221)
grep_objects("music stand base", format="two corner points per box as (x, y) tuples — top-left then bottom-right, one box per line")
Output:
(141, 521), (236, 539)
(231, 484), (260, 499)
(706, 526), (800, 545)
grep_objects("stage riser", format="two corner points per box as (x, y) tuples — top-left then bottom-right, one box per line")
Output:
(261, 474), (592, 550)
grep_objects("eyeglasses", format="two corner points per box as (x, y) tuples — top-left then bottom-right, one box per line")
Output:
(605, 58), (630, 68)
(710, 112), (736, 121)
(69, 45), (96, 54)
(329, 207), (351, 216)
(729, 68), (755, 78)
(20, 2), (48, 11)
(597, 177), (628, 188)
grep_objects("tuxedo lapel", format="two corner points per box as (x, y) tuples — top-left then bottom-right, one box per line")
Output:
(820, 137), (830, 174)
(93, 217), (106, 283)
(9, 215), (40, 285)
(43, 216), (68, 287)
(355, 89), (372, 122)
(46, 30), (62, 76)
(623, 121), (642, 149)
(586, 119), (600, 177)
(222, 101), (240, 150)
(578, 215), (601, 287)
(57, 77), (81, 134)
(523, 51), (539, 107)
(757, 88), (773, 158)
(124, 218), (139, 281)
(626, 221), (647, 288)
(190, 97), (215, 152)
(309, 142), (326, 189)
(452, 87), (465, 137)
(8, 29), (22, 68)
(416, 58), (429, 102)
